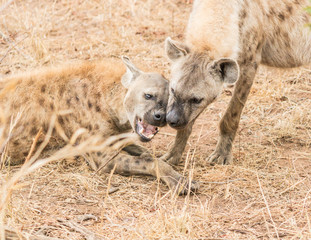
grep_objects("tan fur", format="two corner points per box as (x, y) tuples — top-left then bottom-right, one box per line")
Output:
(1, 60), (127, 162)
(0, 58), (198, 194)
(186, 0), (242, 59)
(164, 0), (311, 165)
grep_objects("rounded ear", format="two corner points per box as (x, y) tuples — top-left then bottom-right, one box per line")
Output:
(211, 58), (240, 84)
(165, 37), (190, 61)
(121, 56), (142, 88)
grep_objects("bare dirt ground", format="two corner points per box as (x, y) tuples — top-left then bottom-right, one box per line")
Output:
(0, 0), (310, 239)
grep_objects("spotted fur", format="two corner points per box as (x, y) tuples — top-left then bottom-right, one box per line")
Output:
(164, 0), (311, 165)
(0, 57), (198, 193)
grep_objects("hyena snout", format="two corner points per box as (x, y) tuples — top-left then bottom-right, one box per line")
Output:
(152, 109), (166, 126)
(166, 108), (187, 129)
(153, 110), (165, 122)
(143, 108), (166, 127)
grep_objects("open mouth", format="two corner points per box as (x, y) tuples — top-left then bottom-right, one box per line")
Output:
(135, 117), (159, 142)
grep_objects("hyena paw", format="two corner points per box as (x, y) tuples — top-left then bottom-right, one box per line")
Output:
(170, 177), (200, 195)
(160, 153), (181, 165)
(167, 156), (181, 166)
(159, 152), (170, 162)
(207, 150), (232, 165)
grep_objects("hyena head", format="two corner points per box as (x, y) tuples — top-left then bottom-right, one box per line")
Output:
(121, 56), (169, 142)
(164, 37), (240, 130)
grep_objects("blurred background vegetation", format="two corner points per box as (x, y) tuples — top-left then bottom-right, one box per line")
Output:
(306, 1), (311, 27)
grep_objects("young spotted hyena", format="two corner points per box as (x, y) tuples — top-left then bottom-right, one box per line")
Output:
(162, 0), (311, 165)
(0, 57), (198, 193)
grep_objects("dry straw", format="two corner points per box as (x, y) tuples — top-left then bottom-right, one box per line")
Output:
(0, 112), (137, 239)
(0, 0), (310, 239)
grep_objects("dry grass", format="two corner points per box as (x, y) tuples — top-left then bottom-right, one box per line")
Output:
(0, 0), (311, 239)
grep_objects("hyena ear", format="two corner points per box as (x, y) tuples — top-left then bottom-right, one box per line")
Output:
(165, 37), (190, 61)
(211, 58), (240, 84)
(121, 56), (142, 88)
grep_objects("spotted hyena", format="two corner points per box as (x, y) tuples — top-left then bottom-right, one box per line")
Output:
(163, 0), (311, 165)
(0, 57), (198, 193)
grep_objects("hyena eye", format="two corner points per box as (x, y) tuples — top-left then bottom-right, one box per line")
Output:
(190, 97), (203, 104)
(144, 94), (153, 100)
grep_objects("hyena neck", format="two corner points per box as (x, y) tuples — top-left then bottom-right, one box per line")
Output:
(185, 0), (240, 60)
(105, 81), (131, 132)
(186, 41), (234, 60)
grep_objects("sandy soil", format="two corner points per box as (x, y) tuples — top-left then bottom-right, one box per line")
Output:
(0, 0), (310, 239)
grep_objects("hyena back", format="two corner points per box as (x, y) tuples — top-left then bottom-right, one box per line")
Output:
(164, 0), (311, 165)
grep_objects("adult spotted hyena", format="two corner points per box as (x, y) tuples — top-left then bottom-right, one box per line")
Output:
(0, 57), (198, 193)
(163, 0), (311, 165)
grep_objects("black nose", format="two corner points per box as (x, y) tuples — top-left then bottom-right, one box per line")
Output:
(166, 110), (180, 127)
(153, 111), (165, 121)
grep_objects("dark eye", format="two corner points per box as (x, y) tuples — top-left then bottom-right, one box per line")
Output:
(190, 97), (203, 104)
(171, 88), (175, 94)
(144, 94), (153, 100)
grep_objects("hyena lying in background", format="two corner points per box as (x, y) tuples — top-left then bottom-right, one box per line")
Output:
(0, 57), (198, 193)
(163, 0), (311, 165)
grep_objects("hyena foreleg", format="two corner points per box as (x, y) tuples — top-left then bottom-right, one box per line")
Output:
(96, 151), (199, 194)
(160, 122), (194, 165)
(208, 57), (260, 165)
(122, 144), (147, 156)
